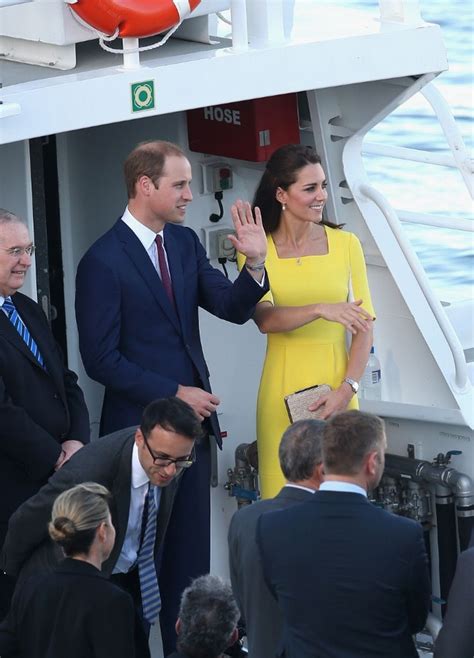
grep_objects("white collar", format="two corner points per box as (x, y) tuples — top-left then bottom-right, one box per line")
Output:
(121, 207), (164, 252)
(131, 442), (149, 489)
(319, 481), (367, 497)
(284, 483), (316, 494)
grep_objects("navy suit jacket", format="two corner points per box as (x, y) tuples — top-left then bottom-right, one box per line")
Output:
(0, 292), (89, 546)
(228, 486), (314, 658)
(257, 490), (431, 658)
(75, 220), (268, 439)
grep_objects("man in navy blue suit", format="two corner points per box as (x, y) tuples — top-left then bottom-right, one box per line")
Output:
(75, 140), (268, 653)
(257, 410), (431, 658)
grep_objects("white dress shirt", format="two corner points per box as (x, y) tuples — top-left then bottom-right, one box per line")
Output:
(113, 443), (155, 574)
(319, 480), (367, 497)
(121, 207), (168, 277)
(284, 483), (316, 494)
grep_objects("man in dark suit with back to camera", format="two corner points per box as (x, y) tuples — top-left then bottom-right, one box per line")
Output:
(257, 410), (431, 658)
(74, 140), (268, 652)
(0, 209), (89, 619)
(2, 397), (203, 658)
(228, 418), (324, 658)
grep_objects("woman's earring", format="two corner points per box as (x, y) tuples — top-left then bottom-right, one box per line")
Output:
(282, 203), (286, 211)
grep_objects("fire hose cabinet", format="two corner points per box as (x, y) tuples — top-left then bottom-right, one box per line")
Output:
(187, 93), (300, 162)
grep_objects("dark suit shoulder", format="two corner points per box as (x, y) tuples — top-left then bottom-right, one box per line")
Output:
(164, 223), (202, 254)
(79, 221), (124, 263)
(229, 490), (314, 545)
(65, 427), (135, 472)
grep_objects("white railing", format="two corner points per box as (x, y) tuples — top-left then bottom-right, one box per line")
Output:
(421, 84), (474, 197)
(363, 142), (461, 169)
(397, 210), (473, 233)
(357, 182), (469, 392)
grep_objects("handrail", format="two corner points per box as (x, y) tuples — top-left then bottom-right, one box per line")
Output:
(363, 142), (459, 169)
(398, 210), (473, 233)
(421, 84), (474, 198)
(357, 183), (468, 392)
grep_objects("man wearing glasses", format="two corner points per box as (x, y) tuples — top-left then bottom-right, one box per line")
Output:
(2, 397), (202, 658)
(0, 209), (89, 620)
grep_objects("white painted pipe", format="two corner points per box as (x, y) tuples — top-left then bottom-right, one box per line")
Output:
(122, 37), (140, 69)
(230, 0), (248, 52)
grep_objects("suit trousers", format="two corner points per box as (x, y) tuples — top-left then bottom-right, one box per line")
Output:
(110, 568), (151, 658)
(159, 437), (211, 655)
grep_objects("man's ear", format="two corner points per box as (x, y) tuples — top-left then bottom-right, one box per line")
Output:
(175, 618), (181, 635)
(366, 450), (379, 478)
(315, 463), (325, 488)
(137, 175), (152, 196)
(227, 627), (239, 647)
(135, 428), (144, 448)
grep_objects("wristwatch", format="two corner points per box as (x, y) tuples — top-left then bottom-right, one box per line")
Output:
(343, 377), (359, 394)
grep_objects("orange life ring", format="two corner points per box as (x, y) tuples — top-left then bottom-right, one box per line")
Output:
(70, 0), (202, 39)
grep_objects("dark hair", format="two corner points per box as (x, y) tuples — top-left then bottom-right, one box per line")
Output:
(48, 483), (112, 557)
(279, 419), (324, 481)
(177, 574), (239, 658)
(124, 140), (186, 198)
(140, 397), (203, 442)
(322, 410), (385, 476)
(253, 144), (341, 233)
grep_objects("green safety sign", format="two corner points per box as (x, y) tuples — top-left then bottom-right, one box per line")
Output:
(131, 80), (155, 113)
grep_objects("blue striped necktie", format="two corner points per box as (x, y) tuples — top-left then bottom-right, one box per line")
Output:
(138, 484), (161, 624)
(2, 296), (45, 367)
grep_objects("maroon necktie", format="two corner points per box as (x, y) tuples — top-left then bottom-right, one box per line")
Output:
(155, 234), (176, 309)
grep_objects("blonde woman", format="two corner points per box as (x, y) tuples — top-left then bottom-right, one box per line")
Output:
(1, 483), (137, 658)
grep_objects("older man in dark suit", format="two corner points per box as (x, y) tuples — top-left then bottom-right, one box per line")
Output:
(75, 140), (268, 653)
(2, 397), (203, 658)
(0, 208), (89, 619)
(228, 419), (324, 658)
(257, 410), (431, 658)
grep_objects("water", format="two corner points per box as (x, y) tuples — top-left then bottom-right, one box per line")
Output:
(217, 1), (473, 302)
(319, 0), (474, 303)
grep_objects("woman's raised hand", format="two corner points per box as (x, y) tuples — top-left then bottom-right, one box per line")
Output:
(229, 200), (267, 263)
(318, 300), (373, 334)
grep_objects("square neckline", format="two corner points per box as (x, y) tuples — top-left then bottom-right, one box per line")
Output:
(268, 227), (331, 261)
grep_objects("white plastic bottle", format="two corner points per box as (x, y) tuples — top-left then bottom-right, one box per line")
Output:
(360, 346), (382, 400)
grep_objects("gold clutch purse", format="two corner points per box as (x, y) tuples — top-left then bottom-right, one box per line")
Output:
(284, 384), (332, 423)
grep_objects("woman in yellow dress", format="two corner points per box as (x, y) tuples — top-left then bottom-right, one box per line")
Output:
(234, 145), (375, 498)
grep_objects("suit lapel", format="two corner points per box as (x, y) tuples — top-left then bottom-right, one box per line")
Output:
(107, 435), (134, 573)
(0, 295), (58, 380)
(115, 221), (181, 333)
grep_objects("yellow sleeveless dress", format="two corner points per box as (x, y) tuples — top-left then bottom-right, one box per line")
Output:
(239, 228), (375, 499)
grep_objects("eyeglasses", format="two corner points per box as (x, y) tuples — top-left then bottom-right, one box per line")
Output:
(1, 245), (35, 258)
(142, 433), (195, 470)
